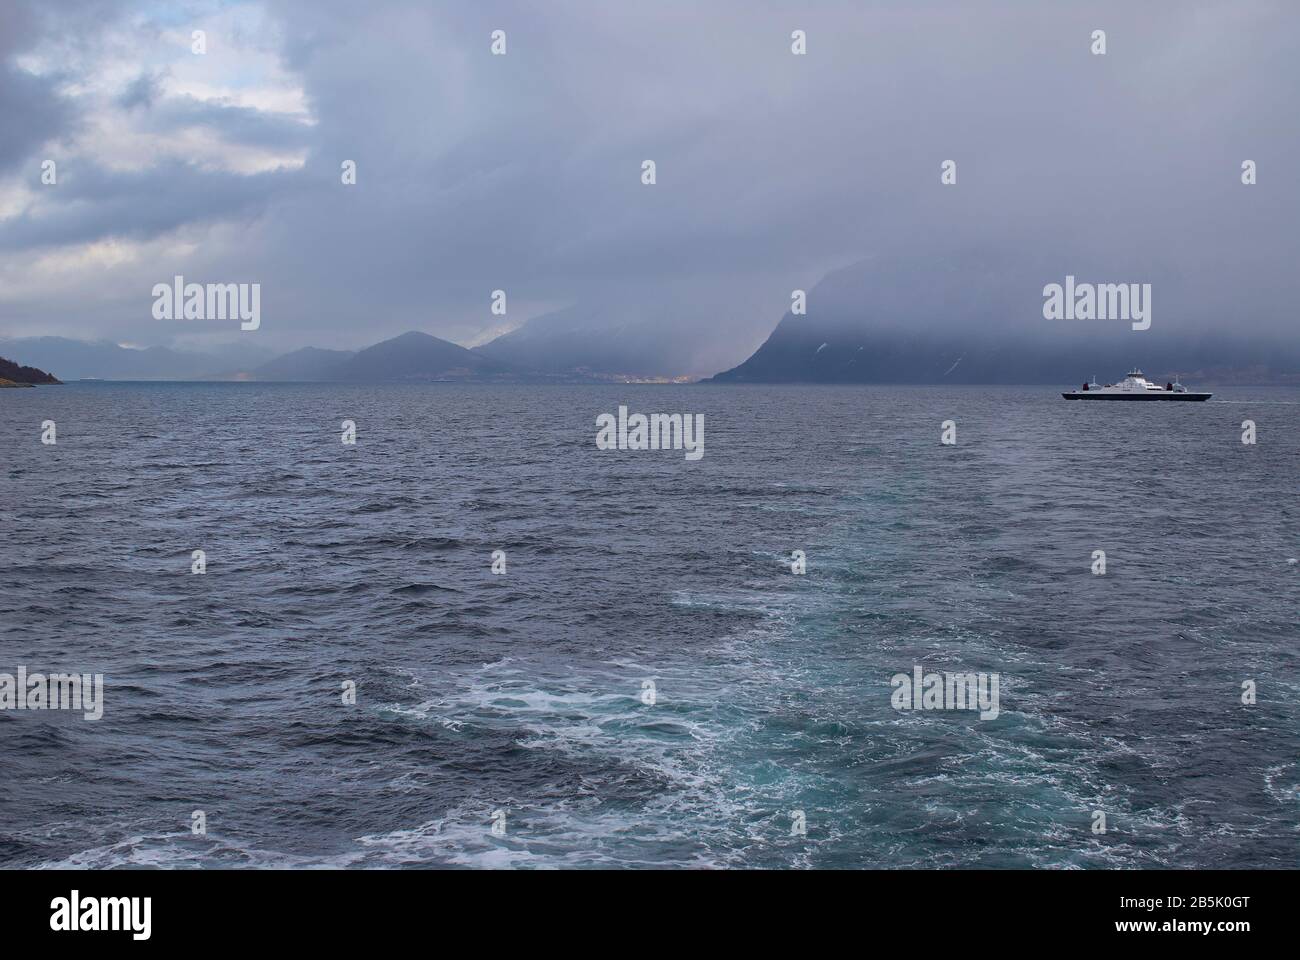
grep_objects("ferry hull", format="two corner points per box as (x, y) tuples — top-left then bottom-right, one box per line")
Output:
(1062, 392), (1212, 401)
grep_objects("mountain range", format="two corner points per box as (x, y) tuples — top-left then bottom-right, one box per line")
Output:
(708, 254), (1300, 385)
(0, 337), (274, 381)
(4, 255), (1297, 384)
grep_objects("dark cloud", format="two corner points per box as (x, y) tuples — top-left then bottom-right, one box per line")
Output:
(0, 160), (300, 250)
(117, 70), (162, 110)
(1, 0), (1297, 361)
(142, 95), (315, 151)
(0, 4), (73, 173)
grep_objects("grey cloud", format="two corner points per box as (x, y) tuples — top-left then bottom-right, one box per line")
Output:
(117, 70), (162, 110)
(0, 160), (301, 250)
(0, 4), (74, 173)
(142, 95), (316, 150)
(1, 0), (1298, 360)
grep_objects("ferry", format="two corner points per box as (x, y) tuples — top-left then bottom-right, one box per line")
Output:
(1062, 369), (1211, 401)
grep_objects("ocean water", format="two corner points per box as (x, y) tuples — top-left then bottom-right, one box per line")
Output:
(1, 382), (1296, 869)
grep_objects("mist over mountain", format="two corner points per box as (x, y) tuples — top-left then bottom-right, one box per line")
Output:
(710, 326), (1300, 385)
(7, 240), (1295, 384)
(474, 303), (670, 378)
(473, 294), (774, 380)
(709, 251), (1300, 384)
(250, 346), (355, 381)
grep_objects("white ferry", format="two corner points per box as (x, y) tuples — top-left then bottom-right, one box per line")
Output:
(1062, 369), (1211, 401)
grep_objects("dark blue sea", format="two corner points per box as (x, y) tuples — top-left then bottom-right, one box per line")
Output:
(1, 382), (1297, 868)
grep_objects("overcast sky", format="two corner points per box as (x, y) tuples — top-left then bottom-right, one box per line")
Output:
(1, 0), (1296, 359)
